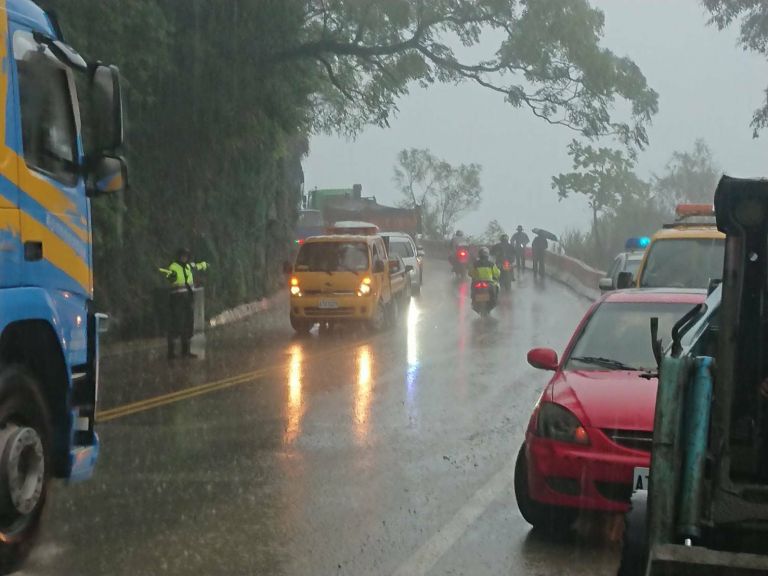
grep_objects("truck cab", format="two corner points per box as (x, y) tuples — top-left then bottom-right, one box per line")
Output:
(0, 0), (125, 568)
(288, 233), (409, 333)
(636, 204), (724, 290)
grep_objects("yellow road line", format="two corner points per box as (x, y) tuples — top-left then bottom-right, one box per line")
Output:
(96, 339), (366, 422)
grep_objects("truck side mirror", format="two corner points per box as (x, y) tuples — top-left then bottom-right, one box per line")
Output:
(87, 155), (127, 197)
(417, 246), (425, 258)
(373, 260), (385, 273)
(599, 277), (613, 292)
(91, 64), (124, 153)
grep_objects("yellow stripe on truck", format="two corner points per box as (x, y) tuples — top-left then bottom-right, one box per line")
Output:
(20, 211), (91, 292)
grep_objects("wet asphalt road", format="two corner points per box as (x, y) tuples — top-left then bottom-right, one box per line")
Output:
(22, 263), (620, 576)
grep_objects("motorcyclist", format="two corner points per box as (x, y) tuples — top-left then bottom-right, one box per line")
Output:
(511, 225), (530, 272)
(470, 247), (500, 303)
(450, 230), (466, 251)
(491, 233), (516, 281)
(449, 230), (468, 269)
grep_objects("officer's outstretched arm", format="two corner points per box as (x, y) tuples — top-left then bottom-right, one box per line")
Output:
(194, 261), (209, 271)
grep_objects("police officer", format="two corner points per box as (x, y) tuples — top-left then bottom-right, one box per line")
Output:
(159, 248), (209, 359)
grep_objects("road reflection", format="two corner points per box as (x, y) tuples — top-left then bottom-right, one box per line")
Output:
(354, 344), (374, 443)
(284, 343), (304, 445)
(406, 302), (420, 423)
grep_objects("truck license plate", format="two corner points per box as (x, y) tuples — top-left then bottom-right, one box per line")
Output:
(319, 299), (339, 309)
(475, 294), (490, 302)
(633, 467), (649, 492)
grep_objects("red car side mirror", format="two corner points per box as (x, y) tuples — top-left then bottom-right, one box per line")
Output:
(527, 348), (559, 371)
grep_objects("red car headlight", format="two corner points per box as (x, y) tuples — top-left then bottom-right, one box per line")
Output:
(536, 403), (589, 445)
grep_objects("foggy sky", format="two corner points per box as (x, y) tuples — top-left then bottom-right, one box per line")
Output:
(303, 0), (768, 237)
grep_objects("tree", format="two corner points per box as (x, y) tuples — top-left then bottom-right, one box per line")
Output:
(279, 0), (659, 146)
(703, 1), (768, 135)
(653, 139), (720, 212)
(435, 162), (482, 239)
(395, 148), (482, 239)
(552, 140), (647, 259)
(394, 148), (443, 207)
(484, 220), (506, 245)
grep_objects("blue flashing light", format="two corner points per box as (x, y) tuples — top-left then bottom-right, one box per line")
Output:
(625, 236), (650, 251)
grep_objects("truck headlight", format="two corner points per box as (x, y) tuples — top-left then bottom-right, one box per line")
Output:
(358, 277), (372, 296)
(290, 277), (301, 296)
(536, 403), (589, 445)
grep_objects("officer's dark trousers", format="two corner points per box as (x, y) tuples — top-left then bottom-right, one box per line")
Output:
(533, 254), (545, 278)
(168, 290), (194, 357)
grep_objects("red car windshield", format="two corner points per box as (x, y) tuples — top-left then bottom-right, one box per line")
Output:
(566, 302), (697, 372)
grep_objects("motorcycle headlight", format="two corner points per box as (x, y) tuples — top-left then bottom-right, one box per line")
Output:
(536, 403), (589, 445)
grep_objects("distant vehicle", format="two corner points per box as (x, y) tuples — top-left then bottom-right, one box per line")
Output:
(381, 232), (424, 296)
(600, 237), (649, 291)
(293, 209), (325, 247)
(327, 221), (380, 236)
(309, 184), (422, 238)
(635, 204), (725, 290)
(451, 246), (470, 279)
(515, 289), (705, 533)
(288, 234), (410, 333)
(499, 257), (514, 291)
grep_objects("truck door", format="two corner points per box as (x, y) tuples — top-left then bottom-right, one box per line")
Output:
(12, 29), (91, 297)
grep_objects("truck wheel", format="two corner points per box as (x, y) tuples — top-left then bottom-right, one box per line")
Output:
(617, 492), (648, 576)
(368, 300), (387, 332)
(514, 445), (576, 536)
(0, 366), (50, 574)
(290, 315), (313, 335)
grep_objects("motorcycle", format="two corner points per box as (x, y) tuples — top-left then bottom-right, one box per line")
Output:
(471, 280), (497, 317)
(499, 258), (514, 291)
(451, 246), (470, 279)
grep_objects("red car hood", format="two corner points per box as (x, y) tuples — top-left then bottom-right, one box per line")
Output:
(549, 370), (656, 431)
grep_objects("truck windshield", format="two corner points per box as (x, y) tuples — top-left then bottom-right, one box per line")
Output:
(640, 238), (724, 289)
(296, 242), (369, 272)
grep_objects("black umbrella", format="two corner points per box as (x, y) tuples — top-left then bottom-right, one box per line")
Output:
(532, 228), (558, 242)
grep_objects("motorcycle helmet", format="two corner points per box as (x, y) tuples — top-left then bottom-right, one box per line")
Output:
(500, 234), (509, 243)
(479, 247), (490, 259)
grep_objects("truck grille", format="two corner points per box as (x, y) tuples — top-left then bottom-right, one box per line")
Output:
(603, 429), (653, 452)
(304, 307), (355, 317)
(303, 290), (356, 296)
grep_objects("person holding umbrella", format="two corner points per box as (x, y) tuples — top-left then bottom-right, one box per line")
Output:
(531, 228), (558, 279)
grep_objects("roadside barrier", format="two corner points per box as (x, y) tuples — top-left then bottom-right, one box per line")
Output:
(420, 239), (604, 301)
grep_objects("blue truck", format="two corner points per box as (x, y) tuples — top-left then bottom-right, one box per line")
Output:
(0, 0), (126, 569)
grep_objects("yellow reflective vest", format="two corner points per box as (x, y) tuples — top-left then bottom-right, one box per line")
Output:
(158, 261), (209, 291)
(470, 261), (500, 282)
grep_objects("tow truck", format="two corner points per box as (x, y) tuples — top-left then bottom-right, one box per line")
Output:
(0, 1), (126, 570)
(618, 176), (768, 575)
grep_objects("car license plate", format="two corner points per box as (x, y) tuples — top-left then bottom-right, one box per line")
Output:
(633, 467), (650, 492)
(318, 299), (339, 309)
(475, 293), (490, 302)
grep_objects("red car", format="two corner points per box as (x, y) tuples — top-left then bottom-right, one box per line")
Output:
(515, 289), (705, 531)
